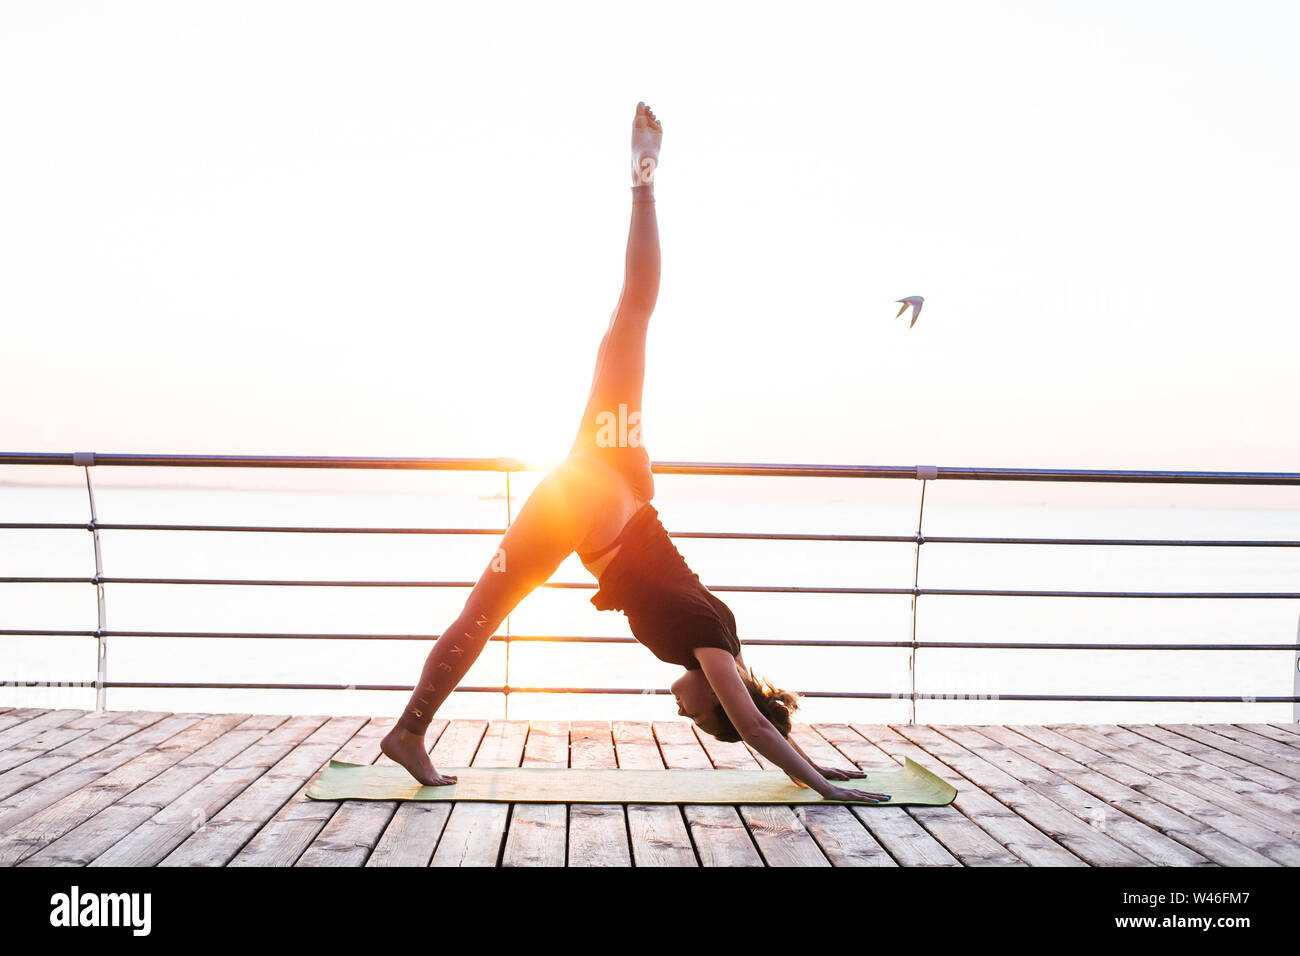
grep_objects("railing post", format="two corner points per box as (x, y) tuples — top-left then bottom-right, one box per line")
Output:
(1293, 612), (1299, 723)
(74, 453), (108, 711)
(503, 462), (514, 721)
(909, 466), (938, 725)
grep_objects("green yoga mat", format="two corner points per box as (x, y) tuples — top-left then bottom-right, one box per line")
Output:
(306, 756), (956, 806)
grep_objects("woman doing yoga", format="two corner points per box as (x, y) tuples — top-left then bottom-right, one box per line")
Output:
(380, 103), (890, 803)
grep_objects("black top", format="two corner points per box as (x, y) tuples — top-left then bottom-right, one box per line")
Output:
(588, 503), (741, 670)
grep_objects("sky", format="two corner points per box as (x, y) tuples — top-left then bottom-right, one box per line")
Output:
(2, 0), (1297, 487)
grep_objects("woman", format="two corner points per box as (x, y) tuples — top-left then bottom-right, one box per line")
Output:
(381, 103), (889, 804)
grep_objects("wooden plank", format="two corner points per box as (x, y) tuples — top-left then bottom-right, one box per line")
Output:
(568, 720), (613, 767)
(566, 720), (631, 867)
(694, 731), (829, 867)
(654, 721), (761, 867)
(0, 710), (173, 803)
(161, 715), (368, 867)
(1101, 725), (1300, 835)
(295, 717), (426, 868)
(809, 725), (959, 867)
(233, 715), (384, 866)
(0, 709), (86, 751)
(294, 717), (418, 868)
(228, 715), (388, 867)
(1056, 724), (1300, 853)
(500, 720), (569, 867)
(654, 719), (714, 770)
(778, 726), (892, 867)
(696, 733), (764, 771)
(1267, 722), (1300, 739)
(937, 725), (1209, 866)
(19, 714), (289, 866)
(1011, 724), (1286, 866)
(0, 713), (249, 866)
(430, 720), (525, 867)
(1120, 723), (1300, 819)
(522, 720), (571, 766)
(0, 708), (49, 734)
(87, 715), (325, 868)
(0, 712), (203, 833)
(612, 721), (696, 867)
(0, 711), (119, 775)
(818, 724), (1020, 867)
(1236, 723), (1300, 749)
(792, 804), (898, 867)
(979, 725), (1273, 867)
(1163, 723), (1300, 776)
(26, 715), (290, 866)
(888, 724), (1149, 866)
(611, 720), (667, 771)
(846, 723), (1080, 867)
(294, 798), (395, 867)
(368, 719), (474, 868)
(1110, 723), (1300, 830)
(787, 722), (897, 867)
(64, 711), (115, 728)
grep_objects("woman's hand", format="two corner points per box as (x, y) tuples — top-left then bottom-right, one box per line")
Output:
(819, 783), (892, 804)
(817, 764), (867, 781)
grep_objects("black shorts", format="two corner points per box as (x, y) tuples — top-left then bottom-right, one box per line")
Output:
(566, 438), (655, 502)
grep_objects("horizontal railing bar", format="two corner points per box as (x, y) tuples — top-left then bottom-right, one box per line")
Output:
(0, 453), (528, 472)
(3, 679), (1295, 702)
(922, 535), (1300, 548)
(4, 629), (1297, 652)
(0, 522), (507, 535)
(4, 575), (1299, 599)
(4, 451), (1299, 484)
(791, 693), (1300, 702)
(0, 523), (93, 531)
(5, 520), (1299, 550)
(1, 577), (99, 585)
(904, 641), (1300, 651)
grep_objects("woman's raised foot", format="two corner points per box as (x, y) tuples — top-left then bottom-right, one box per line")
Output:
(631, 101), (662, 185)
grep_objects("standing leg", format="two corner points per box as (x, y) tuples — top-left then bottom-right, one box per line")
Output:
(380, 466), (592, 785)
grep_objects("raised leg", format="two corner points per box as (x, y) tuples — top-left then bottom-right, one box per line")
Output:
(568, 102), (663, 502)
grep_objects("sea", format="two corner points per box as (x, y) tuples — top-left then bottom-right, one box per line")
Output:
(3, 466), (1298, 727)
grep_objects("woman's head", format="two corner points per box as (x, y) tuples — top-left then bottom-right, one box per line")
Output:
(670, 665), (800, 742)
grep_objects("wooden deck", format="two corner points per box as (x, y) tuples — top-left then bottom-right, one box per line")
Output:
(0, 707), (1297, 867)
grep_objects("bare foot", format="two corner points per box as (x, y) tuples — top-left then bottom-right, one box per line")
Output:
(631, 101), (662, 185)
(381, 725), (457, 787)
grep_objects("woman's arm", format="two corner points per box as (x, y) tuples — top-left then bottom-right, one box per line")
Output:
(786, 734), (867, 783)
(694, 649), (889, 802)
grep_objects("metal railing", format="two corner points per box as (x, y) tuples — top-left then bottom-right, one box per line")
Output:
(2, 450), (1299, 721)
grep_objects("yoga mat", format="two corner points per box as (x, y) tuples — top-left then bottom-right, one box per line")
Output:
(306, 756), (956, 806)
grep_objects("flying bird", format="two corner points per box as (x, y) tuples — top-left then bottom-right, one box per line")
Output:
(895, 296), (924, 328)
